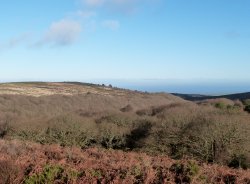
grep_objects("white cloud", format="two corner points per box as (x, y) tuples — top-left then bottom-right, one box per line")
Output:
(79, 0), (161, 34)
(0, 33), (31, 50)
(36, 19), (82, 47)
(102, 20), (120, 30)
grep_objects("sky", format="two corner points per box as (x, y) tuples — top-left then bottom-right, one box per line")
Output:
(0, 0), (250, 92)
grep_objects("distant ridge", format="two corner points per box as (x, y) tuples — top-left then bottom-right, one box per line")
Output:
(0, 82), (185, 112)
(172, 92), (250, 101)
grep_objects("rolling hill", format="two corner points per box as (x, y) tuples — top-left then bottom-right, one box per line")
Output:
(0, 82), (249, 183)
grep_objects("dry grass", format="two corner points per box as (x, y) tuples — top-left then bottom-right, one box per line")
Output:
(0, 82), (121, 97)
(0, 82), (181, 99)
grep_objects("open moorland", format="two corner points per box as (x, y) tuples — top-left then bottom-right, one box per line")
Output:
(0, 82), (250, 183)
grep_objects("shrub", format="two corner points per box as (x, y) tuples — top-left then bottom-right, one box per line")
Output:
(0, 160), (19, 184)
(24, 165), (82, 184)
(120, 104), (133, 112)
(15, 120), (95, 149)
(126, 120), (152, 149)
(228, 154), (248, 169)
(96, 116), (130, 149)
(243, 99), (250, 106)
(153, 113), (246, 165)
(223, 174), (236, 184)
(130, 166), (144, 183)
(89, 169), (103, 179)
(169, 162), (200, 184)
(187, 121), (243, 164)
(136, 109), (153, 116)
(95, 115), (131, 127)
(215, 102), (226, 109)
(100, 132), (127, 149)
(244, 105), (250, 113)
(0, 122), (10, 138)
(24, 165), (64, 184)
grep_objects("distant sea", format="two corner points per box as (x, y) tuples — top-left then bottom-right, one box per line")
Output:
(87, 79), (250, 95)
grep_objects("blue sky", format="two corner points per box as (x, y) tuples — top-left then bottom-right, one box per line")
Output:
(1, 0), (250, 84)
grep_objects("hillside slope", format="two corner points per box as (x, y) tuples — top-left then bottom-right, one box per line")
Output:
(173, 92), (250, 101)
(0, 82), (185, 111)
(0, 81), (189, 136)
(0, 82), (249, 184)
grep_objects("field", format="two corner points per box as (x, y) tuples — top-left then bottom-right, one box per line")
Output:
(0, 82), (249, 183)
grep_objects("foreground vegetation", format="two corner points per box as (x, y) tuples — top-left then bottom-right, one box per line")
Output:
(0, 82), (250, 183)
(0, 140), (249, 184)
